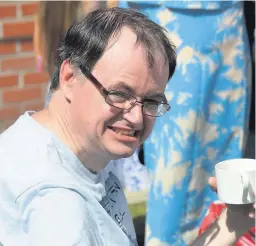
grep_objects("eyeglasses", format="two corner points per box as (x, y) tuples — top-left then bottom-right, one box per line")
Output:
(79, 65), (170, 117)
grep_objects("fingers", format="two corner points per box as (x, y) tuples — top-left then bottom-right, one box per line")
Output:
(208, 177), (217, 192)
(249, 212), (254, 218)
(249, 203), (256, 218)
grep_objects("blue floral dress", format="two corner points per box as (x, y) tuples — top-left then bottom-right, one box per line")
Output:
(119, 1), (251, 245)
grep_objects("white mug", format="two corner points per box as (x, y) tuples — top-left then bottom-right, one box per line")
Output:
(215, 158), (256, 204)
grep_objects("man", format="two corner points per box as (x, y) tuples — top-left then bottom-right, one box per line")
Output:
(0, 8), (253, 246)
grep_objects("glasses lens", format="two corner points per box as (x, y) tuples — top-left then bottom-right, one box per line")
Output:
(143, 102), (169, 116)
(106, 91), (170, 116)
(106, 91), (136, 109)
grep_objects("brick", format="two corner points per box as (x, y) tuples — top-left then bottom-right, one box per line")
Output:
(20, 40), (33, 52)
(0, 75), (18, 88)
(0, 107), (20, 120)
(3, 21), (34, 38)
(0, 5), (16, 19)
(24, 72), (49, 85)
(0, 43), (16, 54)
(24, 101), (44, 112)
(3, 87), (42, 103)
(21, 3), (38, 16)
(1, 56), (36, 72)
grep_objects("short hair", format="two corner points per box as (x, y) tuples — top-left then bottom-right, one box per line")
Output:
(50, 7), (176, 90)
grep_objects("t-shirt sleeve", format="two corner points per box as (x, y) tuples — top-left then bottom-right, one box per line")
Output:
(20, 188), (100, 246)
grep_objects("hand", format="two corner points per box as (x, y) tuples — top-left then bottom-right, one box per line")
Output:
(208, 176), (255, 220)
(208, 176), (217, 192)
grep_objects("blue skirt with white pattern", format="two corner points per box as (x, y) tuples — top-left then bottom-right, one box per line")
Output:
(119, 1), (251, 245)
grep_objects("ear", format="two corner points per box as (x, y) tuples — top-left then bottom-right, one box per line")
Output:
(59, 60), (76, 101)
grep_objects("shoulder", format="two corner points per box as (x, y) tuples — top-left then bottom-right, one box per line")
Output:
(23, 188), (99, 245)
(26, 188), (87, 213)
(0, 114), (72, 201)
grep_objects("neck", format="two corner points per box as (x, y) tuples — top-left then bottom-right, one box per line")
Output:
(33, 94), (110, 172)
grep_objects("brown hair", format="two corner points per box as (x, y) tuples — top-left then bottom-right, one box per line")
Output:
(51, 7), (176, 90)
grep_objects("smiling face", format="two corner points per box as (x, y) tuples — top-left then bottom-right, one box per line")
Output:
(62, 27), (169, 160)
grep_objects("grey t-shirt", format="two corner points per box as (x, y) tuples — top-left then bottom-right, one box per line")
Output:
(0, 112), (137, 246)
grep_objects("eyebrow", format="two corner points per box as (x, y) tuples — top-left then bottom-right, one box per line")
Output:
(108, 81), (135, 94)
(108, 81), (166, 100)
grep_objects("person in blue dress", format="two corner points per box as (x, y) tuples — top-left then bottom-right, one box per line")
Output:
(119, 1), (252, 245)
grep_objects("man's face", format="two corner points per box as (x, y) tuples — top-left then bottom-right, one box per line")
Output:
(63, 28), (169, 160)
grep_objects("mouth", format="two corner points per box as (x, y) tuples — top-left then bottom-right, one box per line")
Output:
(107, 126), (139, 138)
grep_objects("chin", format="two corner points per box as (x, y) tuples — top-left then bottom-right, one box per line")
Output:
(107, 146), (136, 160)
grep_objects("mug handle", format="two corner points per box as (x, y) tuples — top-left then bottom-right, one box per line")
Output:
(241, 174), (255, 202)
(241, 174), (249, 189)
(241, 174), (249, 203)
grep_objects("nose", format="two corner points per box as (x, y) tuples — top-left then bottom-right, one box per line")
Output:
(122, 102), (143, 128)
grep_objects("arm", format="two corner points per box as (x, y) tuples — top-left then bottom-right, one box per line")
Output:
(107, 1), (119, 8)
(81, 1), (104, 14)
(33, 13), (44, 59)
(81, 0), (118, 13)
(21, 188), (96, 246)
(190, 205), (254, 246)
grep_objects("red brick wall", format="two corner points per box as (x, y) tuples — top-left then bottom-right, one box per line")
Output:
(0, 2), (49, 133)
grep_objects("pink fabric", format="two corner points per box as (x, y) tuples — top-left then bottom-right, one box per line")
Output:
(199, 201), (255, 245)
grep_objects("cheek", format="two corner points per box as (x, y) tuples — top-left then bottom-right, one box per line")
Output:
(94, 103), (123, 132)
(71, 86), (123, 133)
(70, 88), (99, 128)
(74, 86), (104, 117)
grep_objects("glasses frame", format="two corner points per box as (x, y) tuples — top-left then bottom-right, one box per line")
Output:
(79, 65), (170, 117)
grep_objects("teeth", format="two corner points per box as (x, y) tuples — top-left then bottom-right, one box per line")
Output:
(113, 128), (136, 136)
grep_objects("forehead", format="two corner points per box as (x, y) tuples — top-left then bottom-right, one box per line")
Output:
(92, 27), (169, 96)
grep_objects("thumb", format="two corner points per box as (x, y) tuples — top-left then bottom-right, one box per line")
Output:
(208, 177), (217, 192)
